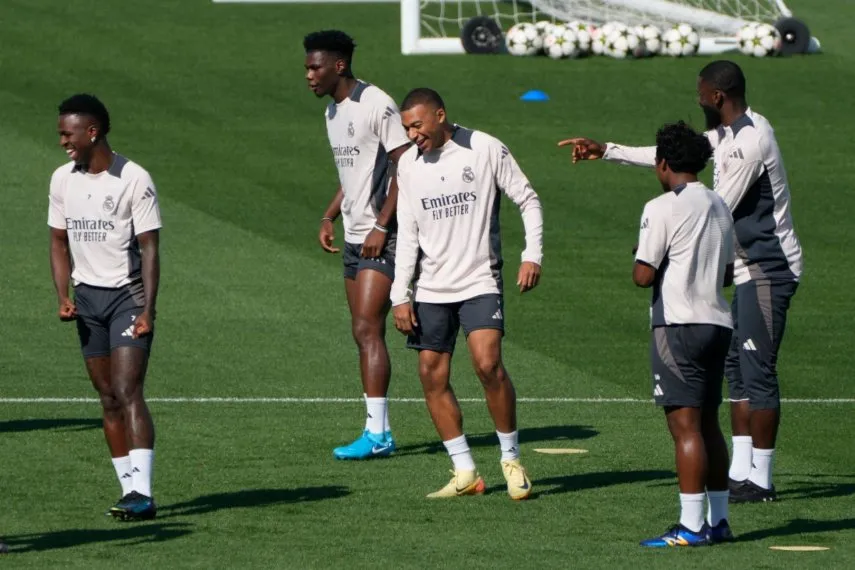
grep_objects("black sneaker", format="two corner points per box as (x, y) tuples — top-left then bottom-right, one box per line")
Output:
(729, 479), (777, 503)
(109, 491), (157, 521)
(728, 477), (746, 493)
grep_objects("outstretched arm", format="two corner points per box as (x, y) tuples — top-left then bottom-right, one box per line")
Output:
(558, 137), (656, 168)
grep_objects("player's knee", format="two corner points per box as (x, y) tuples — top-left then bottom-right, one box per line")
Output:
(113, 382), (143, 408)
(351, 315), (383, 345)
(473, 357), (503, 387)
(418, 360), (448, 392)
(99, 392), (122, 414)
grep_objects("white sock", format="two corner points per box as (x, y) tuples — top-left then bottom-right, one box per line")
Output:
(679, 493), (706, 533)
(383, 399), (391, 434)
(365, 397), (387, 436)
(363, 393), (369, 431)
(706, 490), (729, 526)
(111, 456), (133, 496)
(748, 448), (775, 489)
(443, 435), (476, 471)
(496, 430), (520, 462)
(729, 436), (753, 481)
(129, 448), (154, 497)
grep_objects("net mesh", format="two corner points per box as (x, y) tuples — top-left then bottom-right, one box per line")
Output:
(419, 0), (786, 39)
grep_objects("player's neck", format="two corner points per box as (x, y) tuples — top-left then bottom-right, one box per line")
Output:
(332, 76), (358, 104)
(720, 101), (748, 127)
(85, 143), (115, 175)
(439, 124), (454, 147)
(668, 174), (698, 191)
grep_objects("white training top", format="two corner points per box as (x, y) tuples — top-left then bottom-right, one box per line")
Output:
(391, 126), (544, 305)
(635, 181), (735, 328)
(48, 154), (162, 289)
(325, 80), (410, 244)
(604, 108), (802, 286)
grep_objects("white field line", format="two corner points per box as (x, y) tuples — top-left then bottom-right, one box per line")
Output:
(0, 397), (853, 404)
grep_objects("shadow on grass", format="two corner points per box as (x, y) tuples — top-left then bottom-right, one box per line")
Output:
(0, 418), (101, 433)
(4, 523), (192, 553)
(159, 486), (350, 518)
(532, 469), (675, 497)
(738, 518), (855, 542)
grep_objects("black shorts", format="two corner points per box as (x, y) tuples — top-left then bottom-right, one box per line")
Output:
(651, 324), (732, 408)
(74, 281), (154, 358)
(342, 236), (396, 281)
(725, 280), (798, 410)
(406, 294), (504, 355)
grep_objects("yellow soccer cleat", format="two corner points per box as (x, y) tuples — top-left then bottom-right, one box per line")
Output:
(426, 469), (486, 499)
(501, 459), (532, 500)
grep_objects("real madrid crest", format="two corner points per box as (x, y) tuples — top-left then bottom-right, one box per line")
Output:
(102, 195), (115, 212)
(347, 121), (355, 138)
(462, 166), (475, 183)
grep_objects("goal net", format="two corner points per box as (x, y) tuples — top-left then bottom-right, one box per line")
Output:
(401, 0), (805, 54)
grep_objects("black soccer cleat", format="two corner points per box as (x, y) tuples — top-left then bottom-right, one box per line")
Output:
(729, 479), (777, 503)
(109, 491), (157, 521)
(728, 477), (746, 493)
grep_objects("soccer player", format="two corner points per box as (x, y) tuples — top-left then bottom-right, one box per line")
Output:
(304, 30), (411, 460)
(634, 121), (735, 547)
(560, 60), (802, 503)
(391, 88), (543, 499)
(49, 94), (161, 520)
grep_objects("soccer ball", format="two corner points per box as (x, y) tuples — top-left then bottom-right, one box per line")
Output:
(506, 22), (543, 56)
(738, 22), (782, 57)
(565, 20), (593, 55)
(535, 20), (557, 40)
(662, 23), (700, 56)
(634, 24), (662, 56)
(591, 21), (624, 55)
(544, 25), (582, 59)
(606, 27), (640, 59)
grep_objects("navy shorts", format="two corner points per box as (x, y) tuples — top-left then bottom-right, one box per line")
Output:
(343, 236), (396, 281)
(74, 281), (154, 358)
(651, 324), (732, 408)
(406, 294), (504, 355)
(725, 280), (798, 410)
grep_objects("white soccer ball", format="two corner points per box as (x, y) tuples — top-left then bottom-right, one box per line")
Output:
(506, 22), (543, 56)
(606, 27), (640, 59)
(535, 20), (557, 40)
(544, 25), (583, 59)
(591, 21), (624, 55)
(565, 20), (593, 55)
(662, 23), (700, 57)
(738, 22), (782, 57)
(634, 24), (662, 56)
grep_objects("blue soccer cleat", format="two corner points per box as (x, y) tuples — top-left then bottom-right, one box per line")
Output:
(109, 491), (156, 522)
(333, 430), (395, 460)
(707, 520), (735, 543)
(640, 523), (711, 548)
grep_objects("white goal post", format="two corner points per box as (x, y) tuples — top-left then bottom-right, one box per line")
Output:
(401, 0), (820, 55)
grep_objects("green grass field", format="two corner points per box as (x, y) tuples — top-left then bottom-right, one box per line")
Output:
(1, 0), (854, 566)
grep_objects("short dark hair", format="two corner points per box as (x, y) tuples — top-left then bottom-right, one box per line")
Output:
(58, 93), (111, 136)
(400, 88), (445, 112)
(699, 60), (746, 98)
(655, 120), (712, 175)
(303, 30), (356, 63)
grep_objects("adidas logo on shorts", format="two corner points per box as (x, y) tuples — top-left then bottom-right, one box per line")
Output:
(742, 339), (758, 351)
(653, 384), (664, 397)
(492, 309), (503, 320)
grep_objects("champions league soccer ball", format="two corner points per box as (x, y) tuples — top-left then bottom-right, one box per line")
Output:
(506, 22), (543, 56)
(634, 24), (662, 56)
(544, 25), (582, 59)
(606, 26), (641, 59)
(535, 20), (557, 40)
(738, 22), (782, 57)
(565, 20), (593, 55)
(591, 21), (623, 55)
(662, 23), (700, 56)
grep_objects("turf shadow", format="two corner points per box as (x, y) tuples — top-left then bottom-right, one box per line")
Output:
(0, 418), (101, 433)
(737, 518), (855, 542)
(2, 523), (192, 553)
(393, 425), (599, 456)
(776, 480), (855, 501)
(534, 469), (674, 496)
(159, 486), (350, 518)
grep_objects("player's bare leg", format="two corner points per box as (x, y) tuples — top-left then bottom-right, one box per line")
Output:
(419, 349), (484, 498)
(85, 355), (135, 512)
(333, 270), (396, 459)
(467, 329), (530, 500)
(664, 406), (709, 534)
(108, 346), (156, 521)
